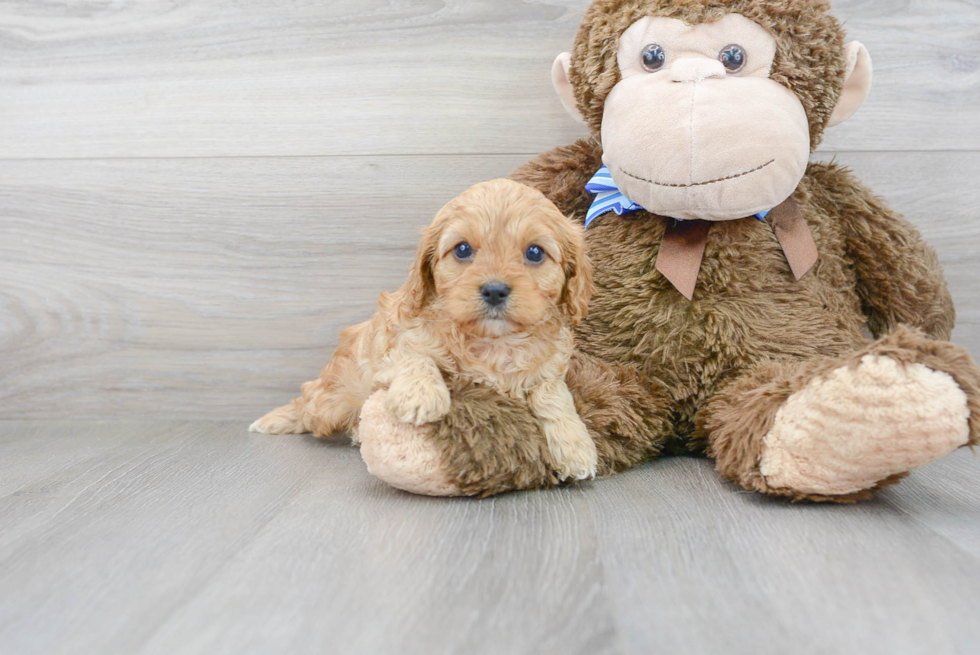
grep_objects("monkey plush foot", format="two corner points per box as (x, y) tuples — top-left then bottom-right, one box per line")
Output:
(759, 354), (970, 497)
(704, 327), (980, 502)
(358, 390), (464, 496)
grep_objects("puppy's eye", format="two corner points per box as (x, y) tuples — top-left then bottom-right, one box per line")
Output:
(719, 44), (746, 73)
(524, 245), (546, 264)
(453, 242), (474, 261)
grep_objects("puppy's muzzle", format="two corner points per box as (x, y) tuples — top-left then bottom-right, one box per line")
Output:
(480, 281), (511, 309)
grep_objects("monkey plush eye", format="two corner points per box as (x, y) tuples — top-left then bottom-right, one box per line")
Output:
(640, 44), (667, 72)
(524, 245), (546, 264)
(453, 242), (474, 261)
(719, 44), (746, 73)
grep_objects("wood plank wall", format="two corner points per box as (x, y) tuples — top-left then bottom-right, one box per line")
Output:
(1, 0), (978, 420)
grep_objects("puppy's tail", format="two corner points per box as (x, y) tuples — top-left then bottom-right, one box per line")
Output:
(249, 400), (307, 435)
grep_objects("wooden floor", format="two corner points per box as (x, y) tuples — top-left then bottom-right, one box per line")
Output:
(0, 420), (978, 655)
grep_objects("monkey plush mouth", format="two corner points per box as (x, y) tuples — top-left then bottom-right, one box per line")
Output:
(620, 159), (775, 189)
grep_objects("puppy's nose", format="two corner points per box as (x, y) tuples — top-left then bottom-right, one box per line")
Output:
(480, 281), (511, 308)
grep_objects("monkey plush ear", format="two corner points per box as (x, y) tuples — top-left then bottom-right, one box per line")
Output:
(552, 53), (587, 125)
(827, 42), (873, 128)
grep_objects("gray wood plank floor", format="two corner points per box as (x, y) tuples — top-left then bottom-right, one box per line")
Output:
(1, 421), (978, 655)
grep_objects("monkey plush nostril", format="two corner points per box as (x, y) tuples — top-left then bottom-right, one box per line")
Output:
(480, 281), (511, 308)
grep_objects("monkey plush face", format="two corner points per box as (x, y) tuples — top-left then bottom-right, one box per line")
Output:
(553, 0), (872, 222)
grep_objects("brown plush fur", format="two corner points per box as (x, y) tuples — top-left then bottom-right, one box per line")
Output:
(567, 351), (675, 476)
(373, 0), (979, 502)
(429, 377), (560, 498)
(508, 139), (974, 502)
(515, 140), (973, 501)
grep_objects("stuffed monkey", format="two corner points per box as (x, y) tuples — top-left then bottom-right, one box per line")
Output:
(358, 0), (980, 502)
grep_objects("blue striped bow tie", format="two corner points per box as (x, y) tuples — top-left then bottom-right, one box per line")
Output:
(585, 165), (770, 227)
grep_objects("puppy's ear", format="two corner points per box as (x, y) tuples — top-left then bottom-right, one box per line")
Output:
(559, 220), (595, 325)
(403, 223), (440, 316)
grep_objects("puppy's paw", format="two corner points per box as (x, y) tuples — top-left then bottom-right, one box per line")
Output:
(557, 448), (599, 482)
(384, 378), (452, 426)
(546, 420), (598, 482)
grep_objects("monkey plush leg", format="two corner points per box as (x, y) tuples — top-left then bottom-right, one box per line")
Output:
(701, 327), (979, 502)
(566, 351), (674, 477)
(358, 352), (674, 497)
(358, 380), (556, 497)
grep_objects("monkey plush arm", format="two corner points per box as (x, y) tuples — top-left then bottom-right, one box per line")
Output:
(808, 162), (955, 340)
(510, 139), (603, 221)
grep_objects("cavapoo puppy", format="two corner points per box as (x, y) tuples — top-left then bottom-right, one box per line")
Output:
(250, 179), (598, 480)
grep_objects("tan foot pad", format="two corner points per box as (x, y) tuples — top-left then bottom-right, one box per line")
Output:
(760, 355), (970, 496)
(358, 390), (463, 497)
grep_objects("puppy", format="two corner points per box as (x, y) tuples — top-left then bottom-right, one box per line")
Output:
(250, 179), (598, 480)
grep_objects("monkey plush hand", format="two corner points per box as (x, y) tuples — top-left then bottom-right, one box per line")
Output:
(358, 0), (980, 501)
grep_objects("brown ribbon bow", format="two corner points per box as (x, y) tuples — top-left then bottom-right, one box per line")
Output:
(654, 196), (819, 300)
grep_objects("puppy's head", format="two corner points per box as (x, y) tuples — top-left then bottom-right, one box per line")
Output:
(405, 179), (594, 338)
